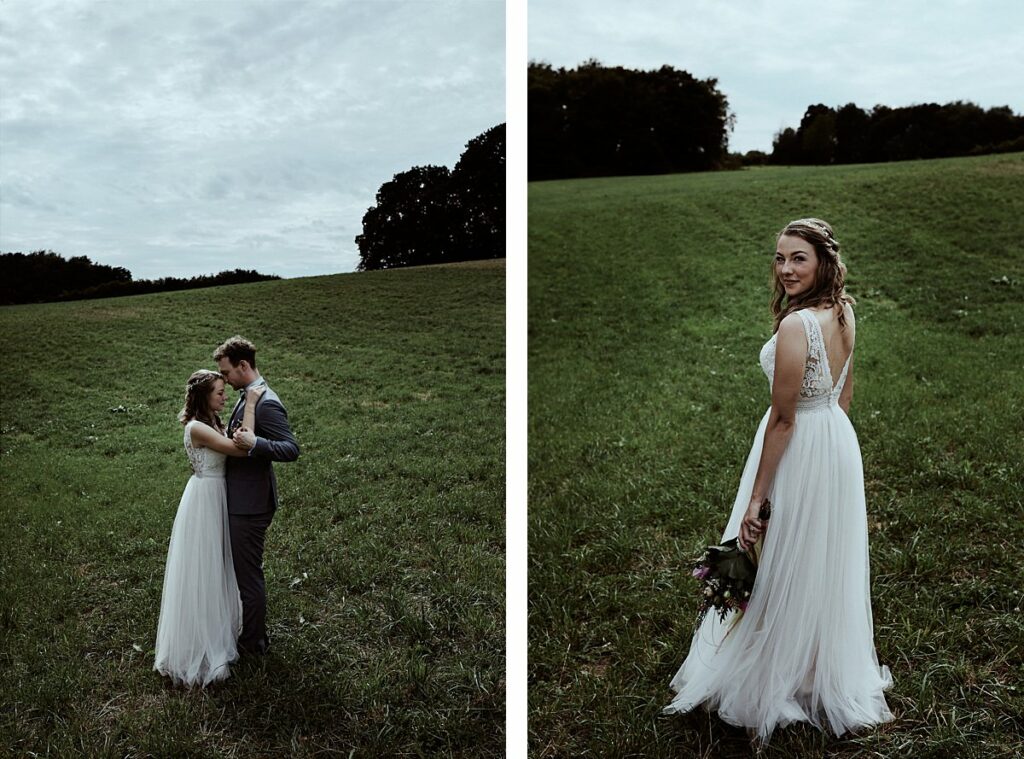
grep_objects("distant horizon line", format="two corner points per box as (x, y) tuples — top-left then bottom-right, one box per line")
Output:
(0, 249), (509, 282)
(0, 249), (359, 281)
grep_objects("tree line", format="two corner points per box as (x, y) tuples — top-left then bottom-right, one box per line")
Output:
(528, 61), (733, 180)
(0, 250), (279, 305)
(766, 101), (1024, 165)
(355, 123), (504, 271)
(525, 61), (1023, 178)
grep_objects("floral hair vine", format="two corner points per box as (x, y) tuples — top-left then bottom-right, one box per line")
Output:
(793, 218), (833, 240)
(794, 219), (839, 254)
(186, 373), (218, 392)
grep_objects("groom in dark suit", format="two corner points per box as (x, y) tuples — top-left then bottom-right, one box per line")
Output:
(215, 335), (300, 657)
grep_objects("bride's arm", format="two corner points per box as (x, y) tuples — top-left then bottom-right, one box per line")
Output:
(739, 314), (805, 550)
(241, 386), (264, 431)
(838, 356), (854, 414)
(838, 305), (856, 414)
(190, 420), (252, 457)
(232, 386), (265, 450)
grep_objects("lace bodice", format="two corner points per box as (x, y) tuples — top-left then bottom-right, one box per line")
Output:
(758, 309), (852, 411)
(184, 420), (227, 478)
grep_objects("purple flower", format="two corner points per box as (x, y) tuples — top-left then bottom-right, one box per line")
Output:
(692, 566), (710, 579)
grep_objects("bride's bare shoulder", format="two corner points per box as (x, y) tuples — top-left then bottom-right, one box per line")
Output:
(776, 312), (806, 345)
(187, 419), (222, 447)
(814, 302), (855, 329)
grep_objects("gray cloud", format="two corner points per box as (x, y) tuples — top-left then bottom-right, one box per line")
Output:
(0, 0), (504, 278)
(529, 0), (1023, 154)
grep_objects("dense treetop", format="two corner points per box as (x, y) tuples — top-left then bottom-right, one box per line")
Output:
(356, 123), (505, 271)
(764, 101), (1024, 165)
(528, 60), (733, 180)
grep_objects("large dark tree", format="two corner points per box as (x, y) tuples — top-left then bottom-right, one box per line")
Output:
(799, 104), (837, 165)
(771, 101), (1024, 165)
(771, 127), (801, 165)
(356, 124), (505, 271)
(527, 63), (572, 179)
(355, 165), (457, 271)
(528, 60), (733, 180)
(834, 103), (871, 164)
(451, 123), (505, 261)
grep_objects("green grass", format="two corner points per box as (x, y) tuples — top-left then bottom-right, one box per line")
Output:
(528, 154), (1024, 758)
(0, 259), (505, 757)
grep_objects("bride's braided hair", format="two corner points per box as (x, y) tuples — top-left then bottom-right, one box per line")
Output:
(770, 218), (856, 333)
(178, 369), (225, 432)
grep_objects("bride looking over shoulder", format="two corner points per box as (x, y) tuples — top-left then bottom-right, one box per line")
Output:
(664, 219), (893, 743)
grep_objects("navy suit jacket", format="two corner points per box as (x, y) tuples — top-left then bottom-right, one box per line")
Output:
(225, 384), (299, 515)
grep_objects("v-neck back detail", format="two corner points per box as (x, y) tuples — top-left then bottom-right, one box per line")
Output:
(758, 309), (853, 411)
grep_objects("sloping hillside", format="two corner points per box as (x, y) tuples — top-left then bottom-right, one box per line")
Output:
(528, 154), (1023, 757)
(0, 259), (505, 756)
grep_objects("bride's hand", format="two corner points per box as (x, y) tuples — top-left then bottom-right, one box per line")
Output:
(233, 427), (256, 450)
(739, 498), (765, 551)
(246, 385), (267, 404)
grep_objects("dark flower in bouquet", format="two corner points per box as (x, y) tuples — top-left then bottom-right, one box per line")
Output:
(692, 499), (771, 629)
(692, 539), (757, 625)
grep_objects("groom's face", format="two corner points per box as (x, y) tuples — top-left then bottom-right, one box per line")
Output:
(218, 357), (247, 390)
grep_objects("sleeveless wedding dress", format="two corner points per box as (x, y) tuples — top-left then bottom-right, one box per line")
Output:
(154, 420), (241, 687)
(665, 309), (893, 740)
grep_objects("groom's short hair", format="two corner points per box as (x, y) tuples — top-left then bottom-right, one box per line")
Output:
(214, 335), (257, 369)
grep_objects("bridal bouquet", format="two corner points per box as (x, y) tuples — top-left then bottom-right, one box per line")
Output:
(692, 499), (771, 628)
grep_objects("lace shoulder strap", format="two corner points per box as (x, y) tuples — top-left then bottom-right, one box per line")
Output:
(795, 310), (825, 363)
(794, 309), (830, 396)
(183, 420), (204, 474)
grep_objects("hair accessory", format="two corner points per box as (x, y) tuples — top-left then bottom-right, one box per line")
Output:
(186, 372), (219, 393)
(800, 219), (838, 252)
(797, 219), (830, 239)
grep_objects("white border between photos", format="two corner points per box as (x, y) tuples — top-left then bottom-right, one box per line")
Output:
(506, 0), (527, 754)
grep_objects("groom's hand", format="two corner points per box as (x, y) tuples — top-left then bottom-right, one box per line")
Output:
(233, 427), (257, 450)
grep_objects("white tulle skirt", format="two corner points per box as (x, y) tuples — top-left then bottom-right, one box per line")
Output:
(154, 474), (241, 687)
(665, 404), (893, 741)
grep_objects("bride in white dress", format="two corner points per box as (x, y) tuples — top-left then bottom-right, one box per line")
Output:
(664, 219), (893, 741)
(154, 369), (263, 687)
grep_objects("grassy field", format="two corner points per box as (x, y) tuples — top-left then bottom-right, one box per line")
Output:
(528, 154), (1024, 757)
(0, 259), (505, 757)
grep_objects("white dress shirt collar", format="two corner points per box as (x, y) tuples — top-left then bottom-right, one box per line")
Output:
(244, 376), (265, 392)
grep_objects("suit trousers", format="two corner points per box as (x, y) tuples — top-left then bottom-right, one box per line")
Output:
(229, 511), (274, 654)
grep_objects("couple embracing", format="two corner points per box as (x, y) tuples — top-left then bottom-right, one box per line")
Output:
(153, 335), (300, 688)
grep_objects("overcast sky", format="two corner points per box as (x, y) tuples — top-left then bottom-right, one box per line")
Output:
(0, 0), (504, 279)
(529, 0), (1024, 155)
